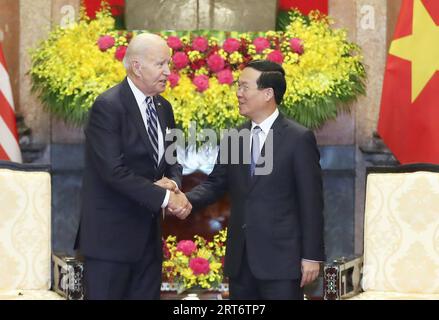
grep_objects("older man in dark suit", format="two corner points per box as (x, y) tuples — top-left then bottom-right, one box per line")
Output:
(185, 60), (325, 300)
(75, 33), (191, 300)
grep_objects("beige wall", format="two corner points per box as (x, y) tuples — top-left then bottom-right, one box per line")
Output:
(125, 0), (278, 31)
(17, 0), (80, 145)
(19, 0), (52, 144)
(315, 0), (358, 146)
(354, 0), (389, 254)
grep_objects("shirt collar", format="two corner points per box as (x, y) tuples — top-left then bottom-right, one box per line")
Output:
(127, 76), (150, 106)
(251, 108), (279, 134)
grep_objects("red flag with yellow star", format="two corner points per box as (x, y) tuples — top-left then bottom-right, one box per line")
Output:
(378, 0), (439, 164)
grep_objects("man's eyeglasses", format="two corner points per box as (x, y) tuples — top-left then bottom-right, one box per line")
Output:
(233, 81), (259, 92)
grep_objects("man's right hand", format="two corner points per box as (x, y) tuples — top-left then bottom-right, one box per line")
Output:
(167, 192), (192, 220)
(154, 177), (179, 192)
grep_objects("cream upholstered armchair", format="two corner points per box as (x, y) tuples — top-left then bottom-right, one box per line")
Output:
(324, 164), (439, 300)
(0, 161), (83, 300)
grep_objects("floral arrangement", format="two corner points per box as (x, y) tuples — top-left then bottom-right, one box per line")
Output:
(30, 7), (126, 124)
(30, 5), (365, 135)
(162, 229), (227, 294)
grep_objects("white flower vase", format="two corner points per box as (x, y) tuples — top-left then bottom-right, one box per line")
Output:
(182, 293), (200, 300)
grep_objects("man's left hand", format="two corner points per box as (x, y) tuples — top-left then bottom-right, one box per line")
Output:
(300, 260), (320, 287)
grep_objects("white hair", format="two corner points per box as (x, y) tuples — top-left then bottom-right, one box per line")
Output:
(123, 33), (166, 73)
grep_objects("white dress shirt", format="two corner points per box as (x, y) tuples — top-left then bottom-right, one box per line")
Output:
(250, 108), (279, 154)
(127, 77), (172, 208)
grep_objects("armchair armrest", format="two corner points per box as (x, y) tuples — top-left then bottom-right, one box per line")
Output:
(323, 256), (363, 300)
(52, 253), (84, 300)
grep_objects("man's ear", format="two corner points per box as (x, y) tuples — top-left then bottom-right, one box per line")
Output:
(264, 88), (274, 102)
(132, 60), (142, 77)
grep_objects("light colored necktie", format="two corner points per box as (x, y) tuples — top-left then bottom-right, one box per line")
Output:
(250, 126), (261, 176)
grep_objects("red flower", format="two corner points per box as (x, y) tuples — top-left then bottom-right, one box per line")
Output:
(189, 257), (210, 275)
(172, 52), (189, 70)
(289, 38), (304, 55)
(97, 35), (115, 51)
(167, 36), (183, 50)
(217, 69), (234, 85)
(84, 0), (125, 19)
(192, 36), (209, 52)
(223, 38), (241, 53)
(193, 75), (210, 92)
(190, 59), (206, 70)
(253, 37), (270, 53)
(207, 54), (225, 73)
(267, 50), (284, 64)
(114, 45), (127, 61)
(176, 240), (197, 256)
(168, 72), (180, 88)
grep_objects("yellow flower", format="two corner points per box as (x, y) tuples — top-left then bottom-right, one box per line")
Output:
(229, 51), (243, 64)
(162, 229), (227, 293)
(30, 6), (365, 133)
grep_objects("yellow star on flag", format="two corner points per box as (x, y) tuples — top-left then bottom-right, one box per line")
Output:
(389, 0), (439, 103)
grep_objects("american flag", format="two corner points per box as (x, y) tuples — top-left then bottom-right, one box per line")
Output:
(0, 43), (21, 162)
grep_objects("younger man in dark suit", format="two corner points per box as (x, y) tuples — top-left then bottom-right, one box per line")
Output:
(185, 60), (325, 300)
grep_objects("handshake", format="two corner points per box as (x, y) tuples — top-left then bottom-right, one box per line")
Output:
(154, 177), (192, 220)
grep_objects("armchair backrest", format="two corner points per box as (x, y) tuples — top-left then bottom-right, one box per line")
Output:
(362, 164), (439, 294)
(0, 161), (51, 291)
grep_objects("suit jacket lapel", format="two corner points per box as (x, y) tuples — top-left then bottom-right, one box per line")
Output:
(247, 113), (287, 192)
(120, 78), (156, 162)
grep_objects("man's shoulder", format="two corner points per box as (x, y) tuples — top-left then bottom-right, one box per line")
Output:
(282, 116), (312, 136)
(97, 81), (124, 102)
(92, 81), (126, 111)
(155, 94), (172, 109)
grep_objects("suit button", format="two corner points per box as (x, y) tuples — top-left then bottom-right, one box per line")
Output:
(242, 224), (247, 229)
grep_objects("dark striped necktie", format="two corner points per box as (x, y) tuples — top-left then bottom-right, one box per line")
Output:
(145, 96), (159, 166)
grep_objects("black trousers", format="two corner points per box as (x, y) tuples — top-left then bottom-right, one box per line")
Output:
(83, 223), (162, 300)
(229, 245), (303, 300)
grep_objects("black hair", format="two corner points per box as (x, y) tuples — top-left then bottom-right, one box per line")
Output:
(246, 60), (286, 105)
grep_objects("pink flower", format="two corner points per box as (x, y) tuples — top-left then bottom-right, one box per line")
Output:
(207, 54), (225, 73)
(168, 72), (180, 88)
(172, 52), (189, 70)
(189, 257), (210, 275)
(193, 75), (210, 92)
(167, 36), (183, 50)
(176, 240), (197, 256)
(97, 35), (115, 51)
(289, 38), (304, 55)
(223, 38), (241, 53)
(114, 46), (127, 61)
(217, 69), (234, 85)
(253, 37), (270, 53)
(267, 50), (284, 64)
(192, 36), (209, 52)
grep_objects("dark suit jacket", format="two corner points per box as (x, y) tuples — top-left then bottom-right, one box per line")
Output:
(76, 78), (182, 263)
(187, 113), (324, 280)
